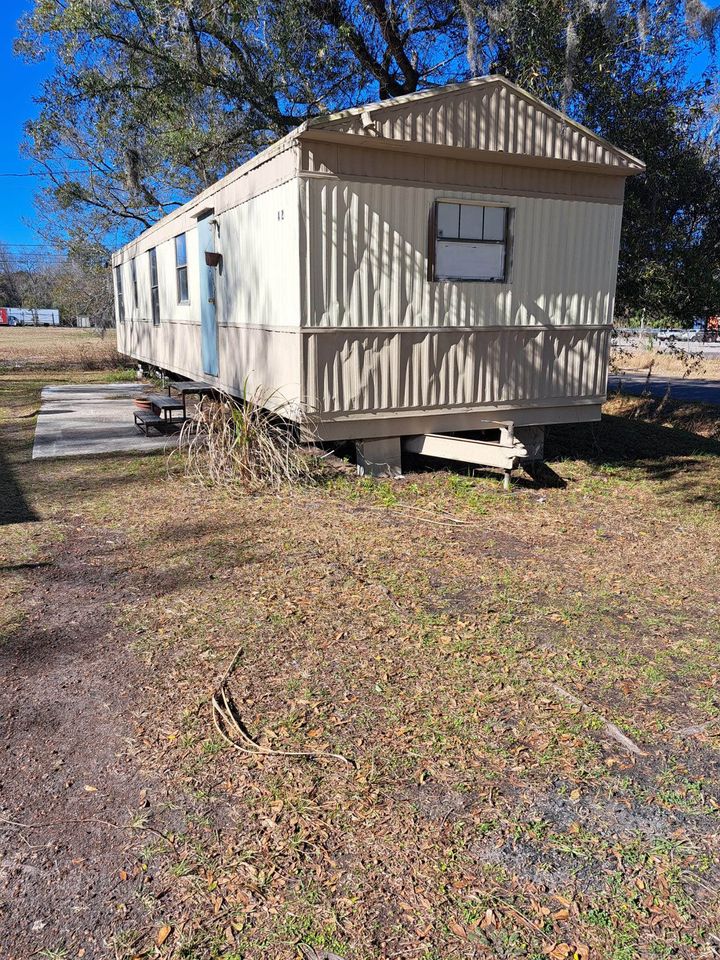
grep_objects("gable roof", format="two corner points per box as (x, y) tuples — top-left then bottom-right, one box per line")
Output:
(114, 75), (642, 261)
(303, 75), (645, 174)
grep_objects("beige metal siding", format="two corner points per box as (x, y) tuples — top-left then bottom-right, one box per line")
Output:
(300, 139), (626, 203)
(120, 321), (302, 406)
(117, 180), (303, 405)
(111, 75), (639, 436)
(302, 326), (609, 416)
(301, 179), (623, 329)
(118, 318), (201, 378)
(320, 79), (638, 171)
(116, 234), (200, 356)
(219, 180), (301, 328)
(112, 143), (298, 264)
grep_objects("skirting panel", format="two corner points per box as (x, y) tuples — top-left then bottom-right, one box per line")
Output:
(302, 325), (610, 416)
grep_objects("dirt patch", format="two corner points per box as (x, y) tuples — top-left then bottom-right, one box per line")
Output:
(401, 783), (479, 823)
(0, 525), (163, 959)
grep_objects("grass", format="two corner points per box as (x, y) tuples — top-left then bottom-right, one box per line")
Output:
(604, 391), (720, 442)
(0, 325), (127, 371)
(611, 345), (720, 380)
(1, 340), (720, 959)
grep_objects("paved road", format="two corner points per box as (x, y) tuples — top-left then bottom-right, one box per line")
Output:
(614, 337), (720, 359)
(608, 374), (720, 406)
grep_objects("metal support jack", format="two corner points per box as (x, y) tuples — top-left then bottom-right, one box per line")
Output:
(403, 423), (545, 488)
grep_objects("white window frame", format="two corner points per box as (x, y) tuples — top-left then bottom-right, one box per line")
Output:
(429, 200), (510, 283)
(149, 247), (160, 325)
(131, 257), (138, 310)
(114, 265), (125, 322)
(175, 233), (189, 304)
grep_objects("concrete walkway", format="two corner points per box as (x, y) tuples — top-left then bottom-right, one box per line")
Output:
(608, 374), (720, 407)
(33, 383), (180, 460)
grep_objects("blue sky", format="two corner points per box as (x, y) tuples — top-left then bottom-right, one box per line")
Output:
(0, 1), (53, 250)
(0, 2), (717, 253)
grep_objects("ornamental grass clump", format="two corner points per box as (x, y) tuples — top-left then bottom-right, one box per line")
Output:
(178, 386), (323, 493)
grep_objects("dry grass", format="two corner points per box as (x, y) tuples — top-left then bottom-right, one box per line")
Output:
(1, 353), (720, 960)
(178, 388), (329, 493)
(605, 391), (720, 441)
(612, 346), (720, 379)
(0, 326), (128, 371)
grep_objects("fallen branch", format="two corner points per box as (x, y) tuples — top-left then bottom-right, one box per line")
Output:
(0, 815), (175, 848)
(543, 682), (648, 757)
(357, 505), (468, 528)
(394, 503), (477, 526)
(211, 649), (355, 768)
(670, 718), (720, 737)
(0, 815), (123, 831)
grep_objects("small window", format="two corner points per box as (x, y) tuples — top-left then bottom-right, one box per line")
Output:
(114, 265), (125, 322)
(175, 233), (189, 303)
(431, 201), (508, 282)
(131, 257), (138, 309)
(149, 247), (160, 325)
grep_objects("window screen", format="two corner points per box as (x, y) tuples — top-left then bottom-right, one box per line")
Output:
(175, 233), (189, 303)
(114, 265), (125, 322)
(131, 257), (138, 309)
(149, 248), (160, 325)
(432, 201), (508, 281)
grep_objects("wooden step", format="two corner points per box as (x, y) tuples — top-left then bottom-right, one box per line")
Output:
(134, 410), (164, 424)
(146, 393), (184, 411)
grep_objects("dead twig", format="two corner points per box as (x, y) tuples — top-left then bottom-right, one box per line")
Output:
(0, 815), (175, 848)
(543, 682), (648, 757)
(211, 648), (355, 768)
(359, 503), (477, 527)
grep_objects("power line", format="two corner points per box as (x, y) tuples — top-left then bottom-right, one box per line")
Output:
(0, 170), (90, 178)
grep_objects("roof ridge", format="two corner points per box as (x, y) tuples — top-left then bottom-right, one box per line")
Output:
(306, 75), (644, 171)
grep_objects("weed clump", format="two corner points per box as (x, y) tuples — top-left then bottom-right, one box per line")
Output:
(178, 386), (326, 494)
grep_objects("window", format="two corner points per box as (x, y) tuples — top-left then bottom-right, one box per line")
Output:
(430, 201), (508, 282)
(175, 233), (189, 303)
(131, 257), (138, 309)
(149, 247), (160, 325)
(114, 265), (125, 322)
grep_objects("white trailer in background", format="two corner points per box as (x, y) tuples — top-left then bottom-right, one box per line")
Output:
(1, 308), (60, 327)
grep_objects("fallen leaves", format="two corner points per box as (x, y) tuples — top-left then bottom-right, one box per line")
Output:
(544, 943), (589, 960)
(6, 371), (720, 960)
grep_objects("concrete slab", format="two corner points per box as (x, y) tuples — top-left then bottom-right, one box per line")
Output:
(32, 383), (180, 460)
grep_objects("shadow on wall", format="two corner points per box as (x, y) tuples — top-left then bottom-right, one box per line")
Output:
(304, 324), (608, 415)
(0, 444), (37, 525)
(306, 185), (617, 328)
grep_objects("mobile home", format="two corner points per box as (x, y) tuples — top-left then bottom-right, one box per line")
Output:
(112, 76), (644, 474)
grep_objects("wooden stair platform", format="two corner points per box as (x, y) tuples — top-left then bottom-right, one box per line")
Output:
(146, 393), (184, 412)
(133, 410), (166, 436)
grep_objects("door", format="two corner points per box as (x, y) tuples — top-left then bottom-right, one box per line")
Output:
(197, 215), (219, 377)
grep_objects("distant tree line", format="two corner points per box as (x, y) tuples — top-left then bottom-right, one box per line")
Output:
(0, 242), (114, 328)
(14, 0), (720, 326)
